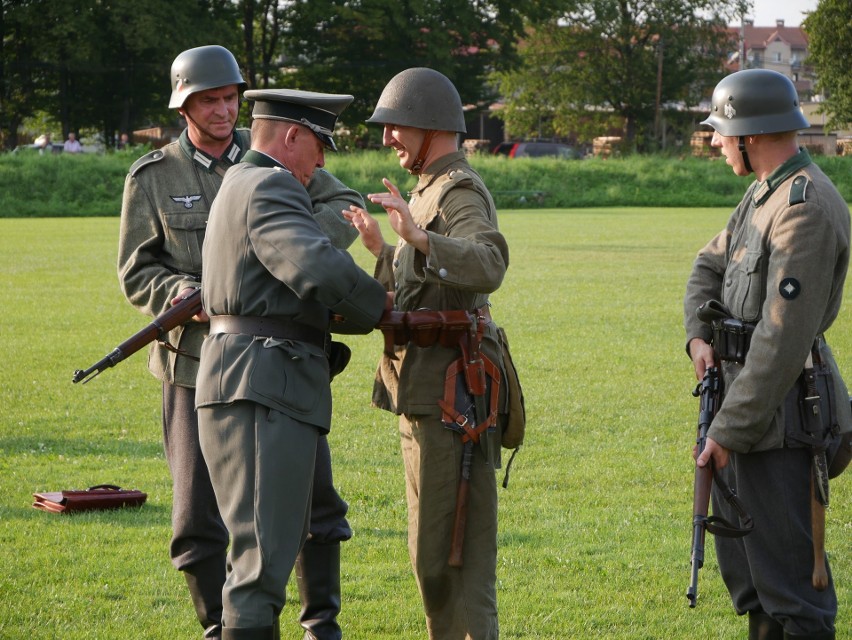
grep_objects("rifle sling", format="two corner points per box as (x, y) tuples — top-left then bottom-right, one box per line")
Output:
(158, 338), (200, 362)
(707, 470), (754, 538)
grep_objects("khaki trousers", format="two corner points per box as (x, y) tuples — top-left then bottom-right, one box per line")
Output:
(400, 414), (499, 640)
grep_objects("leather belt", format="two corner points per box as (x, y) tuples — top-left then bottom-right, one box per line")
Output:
(209, 315), (326, 349)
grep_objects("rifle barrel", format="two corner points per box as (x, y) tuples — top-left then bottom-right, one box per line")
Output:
(72, 289), (202, 384)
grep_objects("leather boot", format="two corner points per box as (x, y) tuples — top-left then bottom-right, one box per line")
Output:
(295, 541), (342, 640)
(184, 555), (227, 639)
(222, 627), (276, 640)
(784, 631), (834, 640)
(749, 611), (783, 640)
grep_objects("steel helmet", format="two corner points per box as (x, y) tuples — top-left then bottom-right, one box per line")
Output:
(168, 45), (247, 109)
(366, 67), (467, 134)
(701, 69), (809, 137)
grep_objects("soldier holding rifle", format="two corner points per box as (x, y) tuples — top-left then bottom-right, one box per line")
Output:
(117, 45), (364, 640)
(684, 69), (851, 639)
(344, 67), (509, 640)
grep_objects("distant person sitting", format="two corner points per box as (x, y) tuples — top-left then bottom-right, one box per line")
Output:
(64, 133), (83, 153)
(117, 132), (130, 150)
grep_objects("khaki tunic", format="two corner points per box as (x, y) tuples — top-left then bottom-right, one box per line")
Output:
(373, 152), (510, 433)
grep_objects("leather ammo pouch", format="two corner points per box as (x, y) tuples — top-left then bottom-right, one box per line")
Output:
(376, 309), (477, 356)
(406, 311), (444, 347)
(32, 484), (147, 514)
(711, 318), (755, 364)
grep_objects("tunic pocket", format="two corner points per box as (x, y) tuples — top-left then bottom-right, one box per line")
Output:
(728, 249), (764, 322)
(163, 210), (208, 269)
(247, 339), (326, 415)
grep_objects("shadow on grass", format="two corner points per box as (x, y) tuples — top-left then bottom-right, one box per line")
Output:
(0, 435), (164, 458)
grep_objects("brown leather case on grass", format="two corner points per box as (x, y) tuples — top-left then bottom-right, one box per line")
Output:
(32, 484), (147, 513)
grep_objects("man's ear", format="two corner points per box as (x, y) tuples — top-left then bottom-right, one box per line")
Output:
(283, 124), (301, 147)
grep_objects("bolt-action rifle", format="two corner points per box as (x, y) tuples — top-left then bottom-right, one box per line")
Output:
(687, 366), (753, 608)
(72, 288), (202, 384)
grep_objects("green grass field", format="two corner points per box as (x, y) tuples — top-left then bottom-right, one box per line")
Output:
(0, 210), (849, 639)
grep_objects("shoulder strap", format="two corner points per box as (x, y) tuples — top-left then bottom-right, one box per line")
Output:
(129, 149), (165, 177)
(789, 175), (809, 205)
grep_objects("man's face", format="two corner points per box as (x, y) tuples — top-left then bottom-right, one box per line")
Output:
(288, 126), (326, 187)
(711, 131), (750, 177)
(382, 123), (425, 171)
(182, 85), (240, 143)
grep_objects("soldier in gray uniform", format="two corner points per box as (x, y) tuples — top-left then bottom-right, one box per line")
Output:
(195, 88), (388, 640)
(684, 69), (852, 640)
(118, 46), (362, 640)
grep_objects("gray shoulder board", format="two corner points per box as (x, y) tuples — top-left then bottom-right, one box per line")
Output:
(789, 175), (809, 205)
(129, 149), (165, 177)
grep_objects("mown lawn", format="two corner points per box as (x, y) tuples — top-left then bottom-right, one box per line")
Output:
(0, 210), (849, 639)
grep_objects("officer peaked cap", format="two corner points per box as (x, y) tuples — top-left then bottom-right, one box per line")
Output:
(245, 89), (353, 151)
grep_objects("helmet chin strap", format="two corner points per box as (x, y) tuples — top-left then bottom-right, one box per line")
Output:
(738, 136), (753, 174)
(410, 130), (436, 174)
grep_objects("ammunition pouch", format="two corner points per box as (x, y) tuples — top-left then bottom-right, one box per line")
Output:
(376, 307), (491, 359)
(711, 318), (755, 364)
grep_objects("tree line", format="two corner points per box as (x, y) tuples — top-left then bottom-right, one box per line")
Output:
(1, 0), (849, 153)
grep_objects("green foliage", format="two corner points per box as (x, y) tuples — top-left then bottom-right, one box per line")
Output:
(279, 0), (531, 138)
(803, 0), (852, 131)
(492, 0), (743, 148)
(1, 213), (850, 639)
(2, 150), (852, 217)
(0, 0), (239, 149)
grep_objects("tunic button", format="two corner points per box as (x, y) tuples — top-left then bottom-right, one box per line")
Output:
(393, 260), (400, 268)
(726, 279), (732, 286)
(438, 268), (448, 279)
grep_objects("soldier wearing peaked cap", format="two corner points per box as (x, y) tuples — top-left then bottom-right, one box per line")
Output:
(195, 88), (389, 640)
(118, 46), (366, 640)
(685, 69), (851, 639)
(345, 67), (510, 640)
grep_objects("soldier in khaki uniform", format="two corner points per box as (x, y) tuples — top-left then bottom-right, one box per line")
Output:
(118, 46), (363, 640)
(685, 69), (851, 640)
(196, 88), (388, 640)
(345, 68), (509, 640)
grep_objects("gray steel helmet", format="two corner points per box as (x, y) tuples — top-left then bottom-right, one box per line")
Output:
(701, 69), (809, 137)
(168, 45), (247, 109)
(366, 67), (467, 134)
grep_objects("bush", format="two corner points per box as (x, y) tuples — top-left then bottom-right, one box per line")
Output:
(1, 148), (850, 217)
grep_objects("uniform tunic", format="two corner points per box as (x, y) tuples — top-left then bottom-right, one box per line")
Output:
(683, 149), (851, 635)
(117, 130), (362, 573)
(371, 151), (509, 639)
(196, 152), (386, 628)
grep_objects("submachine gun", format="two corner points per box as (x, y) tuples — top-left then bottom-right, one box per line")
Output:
(687, 366), (753, 608)
(72, 289), (202, 384)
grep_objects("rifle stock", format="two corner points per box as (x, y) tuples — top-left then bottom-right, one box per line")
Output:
(72, 288), (202, 384)
(687, 367), (721, 608)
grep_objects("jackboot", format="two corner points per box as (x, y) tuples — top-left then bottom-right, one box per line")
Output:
(184, 555), (227, 639)
(295, 541), (342, 640)
(222, 627), (276, 640)
(784, 631), (834, 640)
